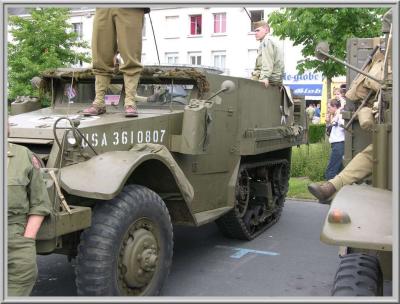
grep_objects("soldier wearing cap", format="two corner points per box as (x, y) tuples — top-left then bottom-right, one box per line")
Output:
(83, 8), (149, 117)
(7, 137), (52, 296)
(251, 20), (284, 88)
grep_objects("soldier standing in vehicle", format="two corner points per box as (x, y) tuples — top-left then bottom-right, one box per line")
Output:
(251, 20), (284, 88)
(7, 128), (52, 296)
(83, 8), (149, 117)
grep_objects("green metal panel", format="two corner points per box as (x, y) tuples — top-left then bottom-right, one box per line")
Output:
(36, 205), (91, 240)
(9, 65), (306, 228)
(320, 185), (392, 251)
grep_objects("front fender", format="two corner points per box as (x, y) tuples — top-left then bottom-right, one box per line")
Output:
(320, 184), (392, 251)
(60, 143), (194, 203)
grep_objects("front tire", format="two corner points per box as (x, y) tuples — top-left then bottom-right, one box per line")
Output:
(75, 184), (173, 296)
(331, 253), (383, 296)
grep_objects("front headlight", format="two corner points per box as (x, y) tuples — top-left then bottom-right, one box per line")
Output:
(66, 129), (79, 146)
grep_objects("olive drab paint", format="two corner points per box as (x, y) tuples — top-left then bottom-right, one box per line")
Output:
(8, 65), (307, 295)
(319, 9), (393, 296)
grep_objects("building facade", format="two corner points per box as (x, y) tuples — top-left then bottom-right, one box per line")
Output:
(13, 6), (327, 101)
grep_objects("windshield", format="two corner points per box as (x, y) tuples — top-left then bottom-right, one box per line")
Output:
(58, 81), (196, 107)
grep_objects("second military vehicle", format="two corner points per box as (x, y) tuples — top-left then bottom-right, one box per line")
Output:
(9, 65), (307, 295)
(316, 8), (393, 297)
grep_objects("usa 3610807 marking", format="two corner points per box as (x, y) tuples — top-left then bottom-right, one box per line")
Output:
(81, 129), (166, 148)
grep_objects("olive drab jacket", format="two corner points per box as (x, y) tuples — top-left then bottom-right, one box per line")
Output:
(7, 143), (51, 226)
(252, 36), (284, 84)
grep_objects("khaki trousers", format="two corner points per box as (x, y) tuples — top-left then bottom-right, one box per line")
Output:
(330, 144), (373, 191)
(92, 8), (144, 106)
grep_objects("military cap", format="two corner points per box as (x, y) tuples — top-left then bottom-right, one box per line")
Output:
(253, 20), (268, 29)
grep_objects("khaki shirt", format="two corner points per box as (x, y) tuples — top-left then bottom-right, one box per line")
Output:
(252, 36), (284, 83)
(7, 143), (51, 223)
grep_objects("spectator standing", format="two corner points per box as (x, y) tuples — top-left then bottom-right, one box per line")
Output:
(312, 103), (321, 124)
(324, 99), (345, 180)
(306, 103), (315, 123)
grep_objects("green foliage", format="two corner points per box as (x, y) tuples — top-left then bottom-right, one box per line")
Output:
(308, 123), (326, 144)
(291, 142), (331, 181)
(268, 8), (388, 79)
(8, 8), (91, 102)
(287, 177), (315, 200)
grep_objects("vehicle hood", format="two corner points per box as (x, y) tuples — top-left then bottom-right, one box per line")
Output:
(8, 105), (182, 142)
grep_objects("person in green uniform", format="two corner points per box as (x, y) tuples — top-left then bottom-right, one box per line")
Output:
(251, 20), (284, 88)
(83, 8), (149, 117)
(7, 139), (51, 296)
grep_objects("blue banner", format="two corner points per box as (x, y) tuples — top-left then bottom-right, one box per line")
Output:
(285, 84), (323, 96)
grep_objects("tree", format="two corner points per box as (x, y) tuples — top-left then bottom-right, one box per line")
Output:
(268, 8), (388, 96)
(8, 8), (91, 103)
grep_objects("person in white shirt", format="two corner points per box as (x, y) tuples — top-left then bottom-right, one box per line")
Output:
(324, 99), (345, 180)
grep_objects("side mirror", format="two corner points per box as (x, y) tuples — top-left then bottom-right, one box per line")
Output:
(206, 80), (236, 102)
(220, 80), (235, 93)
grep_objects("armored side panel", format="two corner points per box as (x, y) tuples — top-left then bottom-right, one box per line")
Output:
(197, 74), (306, 156)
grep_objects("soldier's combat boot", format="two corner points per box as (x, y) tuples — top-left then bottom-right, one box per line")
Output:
(123, 74), (140, 117)
(308, 182), (337, 204)
(83, 75), (111, 116)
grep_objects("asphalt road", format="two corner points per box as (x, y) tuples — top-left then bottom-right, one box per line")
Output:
(30, 199), (391, 297)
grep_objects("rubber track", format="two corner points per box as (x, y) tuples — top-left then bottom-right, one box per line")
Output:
(216, 159), (289, 240)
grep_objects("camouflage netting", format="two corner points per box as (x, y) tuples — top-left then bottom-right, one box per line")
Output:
(40, 66), (210, 98)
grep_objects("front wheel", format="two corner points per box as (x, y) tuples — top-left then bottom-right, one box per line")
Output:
(331, 253), (383, 296)
(75, 184), (173, 296)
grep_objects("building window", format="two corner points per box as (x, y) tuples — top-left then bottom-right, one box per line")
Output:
(188, 52), (202, 65)
(212, 51), (226, 71)
(72, 22), (83, 40)
(190, 15), (202, 35)
(250, 10), (264, 31)
(247, 49), (258, 77)
(165, 16), (179, 38)
(165, 52), (179, 64)
(213, 13), (226, 33)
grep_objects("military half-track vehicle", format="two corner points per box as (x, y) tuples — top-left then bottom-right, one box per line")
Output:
(316, 9), (394, 297)
(8, 65), (307, 296)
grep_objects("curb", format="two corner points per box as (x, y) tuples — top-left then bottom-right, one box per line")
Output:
(286, 197), (318, 202)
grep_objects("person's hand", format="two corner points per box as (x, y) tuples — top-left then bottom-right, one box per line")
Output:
(260, 79), (269, 88)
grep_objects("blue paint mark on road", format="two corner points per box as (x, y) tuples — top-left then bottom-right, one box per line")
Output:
(216, 245), (279, 259)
